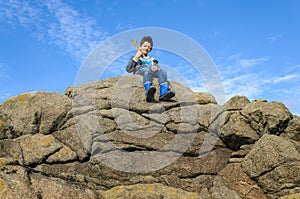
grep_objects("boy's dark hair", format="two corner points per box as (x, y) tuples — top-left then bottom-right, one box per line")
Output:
(140, 36), (153, 49)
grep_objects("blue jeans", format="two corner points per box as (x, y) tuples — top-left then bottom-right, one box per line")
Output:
(136, 68), (168, 84)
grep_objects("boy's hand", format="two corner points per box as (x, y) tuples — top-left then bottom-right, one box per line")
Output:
(134, 49), (143, 59)
(151, 65), (159, 71)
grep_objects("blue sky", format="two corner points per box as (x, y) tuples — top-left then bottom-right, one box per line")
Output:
(0, 0), (299, 115)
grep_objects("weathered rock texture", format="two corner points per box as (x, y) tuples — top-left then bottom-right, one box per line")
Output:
(0, 75), (299, 199)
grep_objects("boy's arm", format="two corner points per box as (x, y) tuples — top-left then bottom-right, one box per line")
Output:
(126, 56), (141, 73)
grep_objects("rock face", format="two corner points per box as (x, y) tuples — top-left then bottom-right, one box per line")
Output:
(0, 75), (299, 199)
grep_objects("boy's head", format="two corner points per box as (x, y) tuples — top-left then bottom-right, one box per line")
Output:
(140, 36), (153, 50)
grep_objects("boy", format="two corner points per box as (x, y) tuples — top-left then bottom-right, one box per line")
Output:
(126, 36), (175, 102)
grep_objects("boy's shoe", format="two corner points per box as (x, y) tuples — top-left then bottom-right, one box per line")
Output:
(159, 82), (175, 101)
(144, 82), (156, 102)
(146, 86), (156, 102)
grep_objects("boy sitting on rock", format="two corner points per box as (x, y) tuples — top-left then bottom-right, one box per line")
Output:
(126, 36), (175, 102)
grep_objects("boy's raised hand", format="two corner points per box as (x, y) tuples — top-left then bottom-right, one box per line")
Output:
(135, 49), (143, 59)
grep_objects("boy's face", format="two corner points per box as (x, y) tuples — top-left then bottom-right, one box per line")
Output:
(140, 41), (152, 55)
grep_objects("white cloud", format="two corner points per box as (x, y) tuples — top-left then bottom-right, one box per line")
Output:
(217, 53), (300, 113)
(238, 57), (269, 68)
(0, 0), (107, 62)
(227, 53), (242, 61)
(286, 64), (300, 73)
(44, 0), (108, 61)
(218, 55), (271, 101)
(0, 1), (40, 28)
(222, 73), (264, 100)
(221, 54), (269, 75)
(271, 74), (299, 84)
(283, 92), (300, 116)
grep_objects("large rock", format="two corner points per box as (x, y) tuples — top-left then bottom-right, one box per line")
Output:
(220, 112), (259, 150)
(282, 115), (300, 142)
(242, 134), (300, 197)
(0, 164), (100, 199)
(218, 163), (267, 199)
(242, 134), (299, 178)
(102, 183), (200, 199)
(0, 76), (299, 198)
(209, 96), (257, 151)
(241, 101), (292, 136)
(222, 95), (250, 111)
(0, 91), (71, 138)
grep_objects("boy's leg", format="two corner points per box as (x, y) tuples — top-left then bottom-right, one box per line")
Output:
(136, 69), (156, 102)
(153, 70), (175, 101)
(144, 81), (156, 102)
(159, 82), (175, 101)
(136, 69), (152, 84)
(155, 69), (168, 84)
